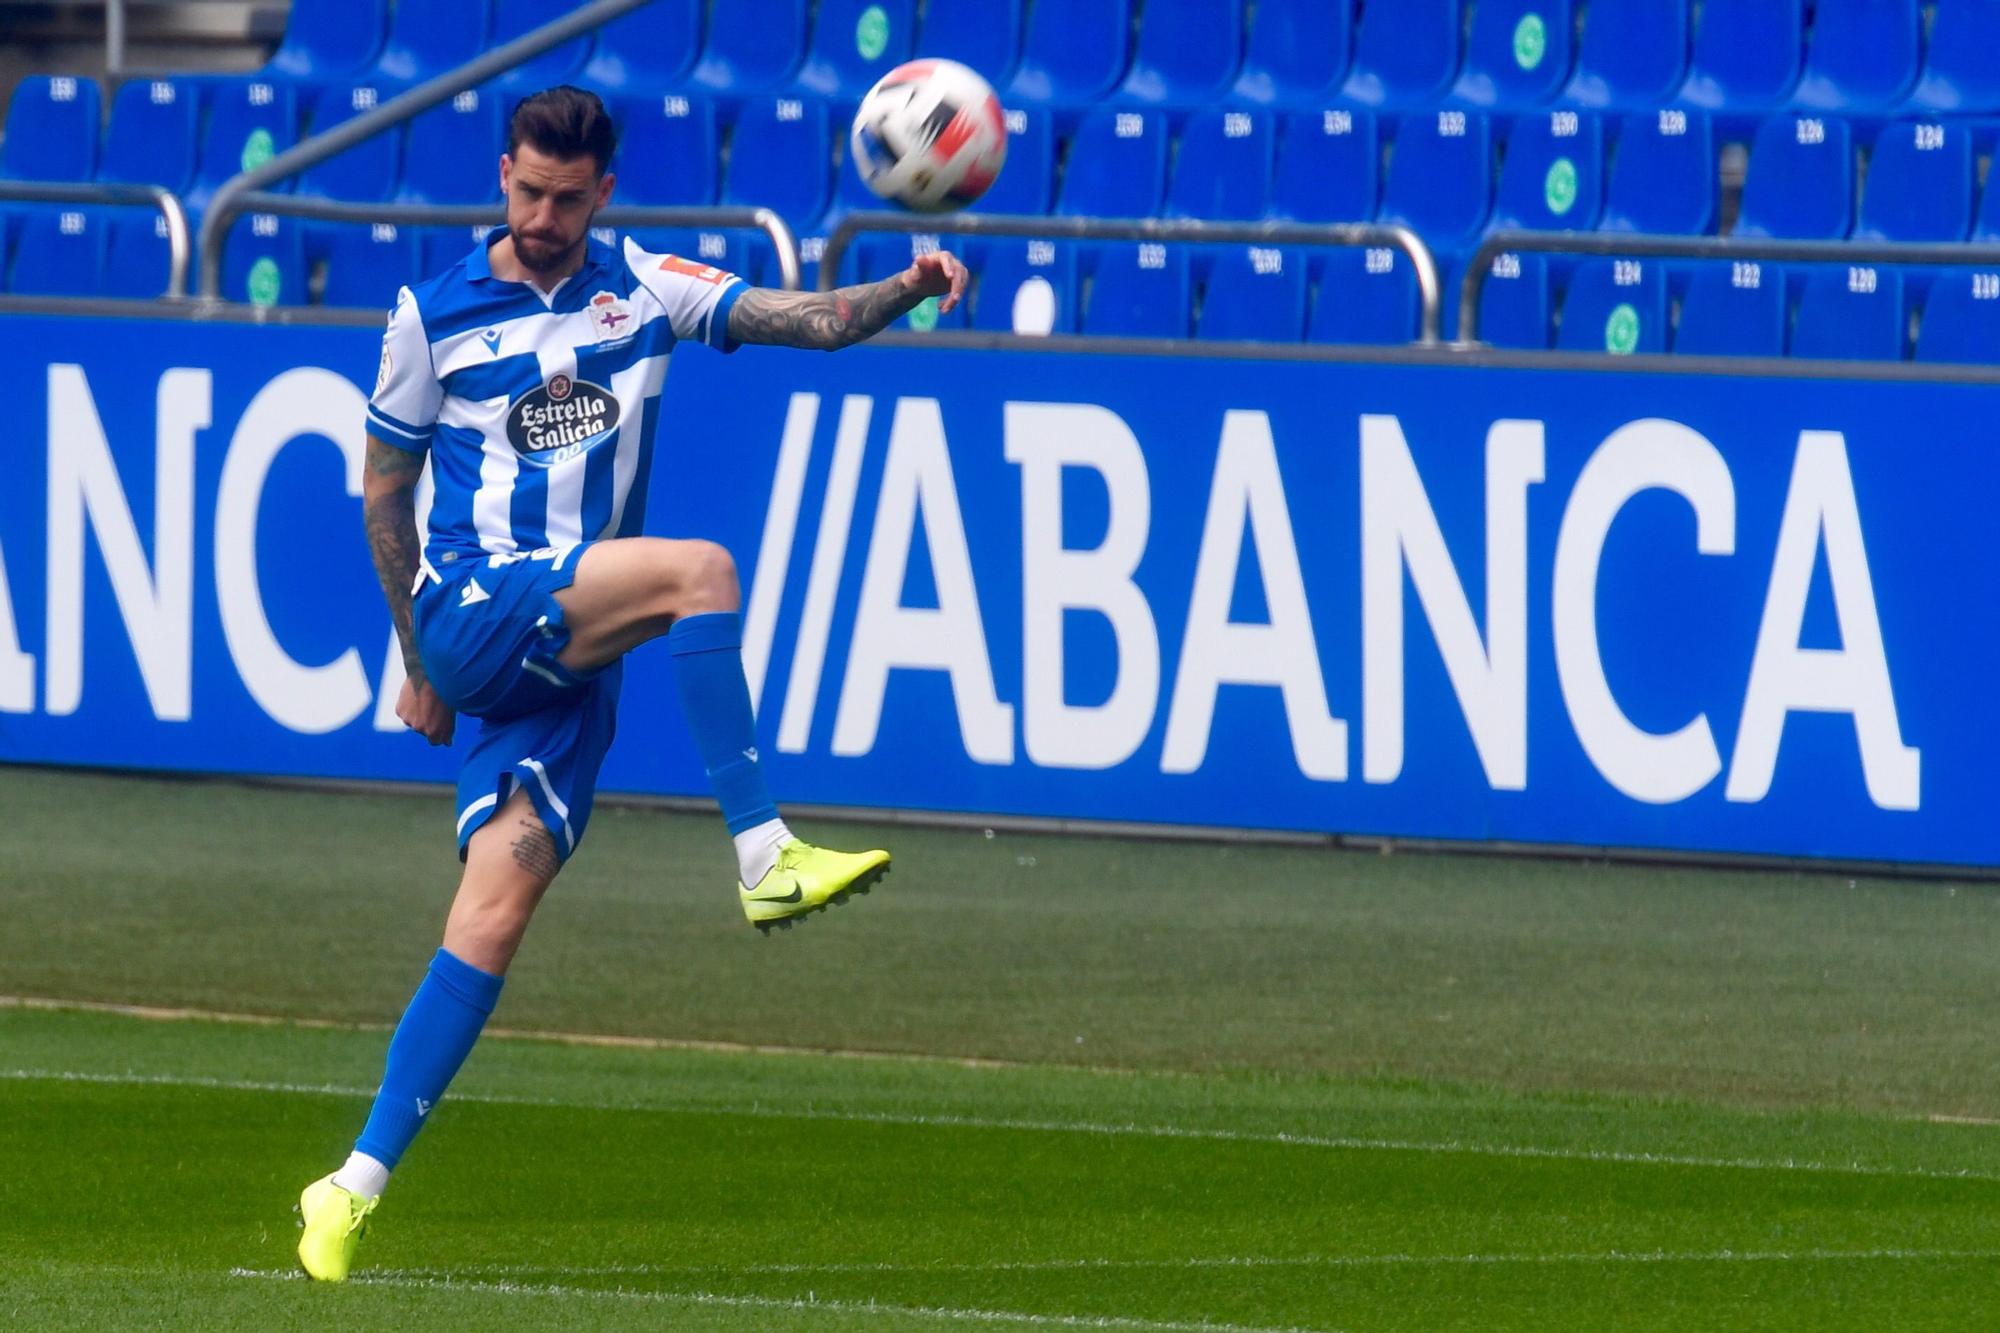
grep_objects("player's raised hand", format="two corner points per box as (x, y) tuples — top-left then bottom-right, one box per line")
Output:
(907, 250), (968, 313)
(398, 676), (456, 747)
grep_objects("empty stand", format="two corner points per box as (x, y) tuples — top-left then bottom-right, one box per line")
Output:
(1056, 108), (1168, 218)
(1119, 0), (1245, 107)
(261, 0), (388, 88)
(1451, 0), (1576, 111)
(1600, 109), (1715, 233)
(1564, 0), (1690, 109)
(1342, 0), (1462, 108)
(219, 212), (306, 306)
(299, 87), (401, 206)
(1734, 115), (1853, 239)
(104, 212), (176, 296)
(578, 1), (702, 94)
(689, 0), (811, 98)
(1679, 0), (1804, 114)
(1008, 0), (1133, 105)
(795, 0), (917, 100)
(968, 106), (1055, 214)
(972, 238), (1080, 334)
(418, 224), (492, 278)
(920, 0), (1025, 88)
(100, 78), (198, 192)
(6, 208), (103, 296)
(612, 94), (720, 206)
(1915, 271), (2000, 363)
(1854, 121), (1972, 243)
(369, 0), (489, 87)
(1198, 245), (1306, 341)
(1790, 265), (1905, 359)
(1231, 0), (1350, 106)
(1791, 0), (1921, 115)
(1309, 246), (1419, 344)
(1270, 109), (1379, 223)
(1, 76), (100, 182)
(1905, 0), (2000, 115)
(1674, 260), (1787, 356)
(1477, 250), (1552, 348)
(186, 80), (298, 216)
(489, 0), (594, 88)
(1490, 109), (1604, 231)
(722, 98), (833, 230)
(397, 91), (502, 204)
(1165, 108), (1273, 221)
(1556, 259), (1666, 353)
(1378, 110), (1493, 252)
(322, 223), (418, 308)
(1085, 242), (1192, 337)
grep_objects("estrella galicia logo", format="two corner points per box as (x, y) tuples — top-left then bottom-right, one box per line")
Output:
(506, 372), (621, 465)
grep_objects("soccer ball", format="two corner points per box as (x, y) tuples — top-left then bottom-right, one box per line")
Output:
(849, 58), (1008, 213)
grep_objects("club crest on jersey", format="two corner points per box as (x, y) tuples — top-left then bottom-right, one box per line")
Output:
(588, 290), (635, 343)
(506, 372), (621, 465)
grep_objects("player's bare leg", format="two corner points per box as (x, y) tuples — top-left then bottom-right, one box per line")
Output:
(444, 788), (564, 973)
(552, 536), (739, 671)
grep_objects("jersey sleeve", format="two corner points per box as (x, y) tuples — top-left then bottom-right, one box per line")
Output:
(365, 286), (443, 452)
(627, 241), (748, 353)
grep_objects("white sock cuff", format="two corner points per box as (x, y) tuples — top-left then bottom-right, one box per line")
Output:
(332, 1150), (391, 1200)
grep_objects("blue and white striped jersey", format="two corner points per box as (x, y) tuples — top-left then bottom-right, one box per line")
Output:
(366, 227), (745, 568)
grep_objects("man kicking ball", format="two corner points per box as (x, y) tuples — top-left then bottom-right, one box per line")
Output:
(297, 85), (966, 1281)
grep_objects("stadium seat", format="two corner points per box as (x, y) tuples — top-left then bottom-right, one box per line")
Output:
(1564, 0), (1690, 109)
(795, 0), (915, 100)
(261, 0), (387, 88)
(1477, 250), (1552, 348)
(968, 106), (1055, 215)
(722, 97), (833, 230)
(322, 223), (419, 308)
(186, 81), (298, 215)
(1451, 0), (1576, 111)
(1674, 260), (1787, 356)
(1198, 245), (1306, 342)
(1734, 115), (1853, 240)
(1904, 0), (2000, 115)
(1600, 109), (1715, 234)
(612, 94), (719, 206)
(972, 238), (1080, 334)
(1084, 242), (1192, 337)
(5, 207), (103, 296)
(369, 0), (489, 87)
(919, 0), (1025, 88)
(296, 87), (402, 262)
(104, 211), (177, 296)
(1118, 0), (1245, 107)
(688, 0), (810, 97)
(1556, 259), (1666, 354)
(1165, 108), (1273, 221)
(1490, 109), (1604, 231)
(219, 212), (307, 307)
(418, 224), (493, 277)
(1, 76), (100, 182)
(1270, 108), (1379, 223)
(1309, 245), (1419, 345)
(578, 1), (702, 94)
(397, 91), (503, 204)
(1232, 0), (1349, 107)
(100, 78), (198, 193)
(1055, 107), (1168, 218)
(1791, 0), (1921, 114)
(1378, 110), (1493, 252)
(1915, 270), (2000, 363)
(1341, 0), (1462, 108)
(1007, 0), (1133, 105)
(1678, 0), (1804, 114)
(1854, 121), (1973, 243)
(1790, 265), (1905, 360)
(489, 0), (594, 89)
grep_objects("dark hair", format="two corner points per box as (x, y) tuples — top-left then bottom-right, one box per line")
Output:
(507, 85), (618, 175)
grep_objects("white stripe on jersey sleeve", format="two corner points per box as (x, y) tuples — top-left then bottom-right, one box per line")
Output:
(367, 286), (443, 447)
(624, 237), (743, 349)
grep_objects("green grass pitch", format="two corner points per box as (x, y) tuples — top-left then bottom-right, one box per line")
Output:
(5, 766), (2000, 1329)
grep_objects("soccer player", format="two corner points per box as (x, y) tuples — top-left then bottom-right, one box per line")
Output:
(296, 86), (966, 1281)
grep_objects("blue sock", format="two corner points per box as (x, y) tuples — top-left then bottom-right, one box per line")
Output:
(667, 611), (779, 834)
(354, 948), (504, 1169)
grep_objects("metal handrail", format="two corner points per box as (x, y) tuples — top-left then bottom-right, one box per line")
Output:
(0, 181), (191, 297)
(1461, 229), (2000, 344)
(198, 0), (652, 298)
(822, 212), (1446, 345)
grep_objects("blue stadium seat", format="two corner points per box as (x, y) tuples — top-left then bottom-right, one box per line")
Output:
(1165, 108), (1273, 221)
(1008, 0), (1133, 105)
(1791, 0), (1921, 114)
(920, 0), (1025, 88)
(1, 76), (100, 182)
(579, 2), (701, 94)
(220, 212), (307, 306)
(1734, 115), (1853, 239)
(688, 0), (810, 96)
(1084, 242), (1192, 337)
(1198, 245), (1306, 341)
(1790, 265), (1905, 360)
(1055, 107), (1167, 218)
(1854, 121), (1973, 243)
(1451, 0), (1576, 111)
(104, 211), (177, 296)
(6, 207), (104, 295)
(1678, 0), (1804, 114)
(972, 238), (1080, 334)
(1342, 0), (1462, 108)
(369, 0), (489, 87)
(397, 91), (502, 204)
(722, 97), (833, 230)
(796, 0), (915, 100)
(612, 94), (719, 206)
(1378, 110), (1493, 252)
(1674, 260), (1786, 356)
(489, 0), (594, 89)
(1119, 0), (1245, 107)
(1491, 109), (1604, 230)
(298, 86), (403, 262)
(1477, 251), (1552, 348)
(1556, 259), (1666, 354)
(1600, 109), (1715, 234)
(1232, 0), (1350, 106)
(322, 223), (418, 308)
(418, 225), (493, 278)
(1564, 0), (1689, 109)
(1309, 245), (1418, 344)
(968, 105), (1055, 214)
(1916, 271), (2000, 363)
(1905, 1), (2000, 115)
(261, 0), (387, 87)
(187, 80), (298, 215)
(100, 78), (198, 192)
(1270, 109), (1379, 223)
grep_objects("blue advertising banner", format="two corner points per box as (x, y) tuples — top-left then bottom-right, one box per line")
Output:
(0, 311), (1990, 866)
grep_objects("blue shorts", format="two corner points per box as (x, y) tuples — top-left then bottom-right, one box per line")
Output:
(411, 543), (618, 862)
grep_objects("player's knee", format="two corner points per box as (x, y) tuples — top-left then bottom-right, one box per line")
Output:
(667, 539), (739, 615)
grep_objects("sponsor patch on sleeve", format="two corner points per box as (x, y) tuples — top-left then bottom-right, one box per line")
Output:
(659, 254), (730, 285)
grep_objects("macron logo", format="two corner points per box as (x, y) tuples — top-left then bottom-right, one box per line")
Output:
(415, 1097), (433, 1116)
(479, 328), (502, 354)
(743, 746), (759, 763)
(460, 579), (490, 608)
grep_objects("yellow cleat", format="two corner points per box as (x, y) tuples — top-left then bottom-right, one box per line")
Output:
(740, 839), (891, 933)
(296, 1174), (377, 1281)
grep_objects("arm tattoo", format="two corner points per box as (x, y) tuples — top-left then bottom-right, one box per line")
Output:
(727, 272), (924, 351)
(362, 436), (428, 684)
(510, 821), (562, 882)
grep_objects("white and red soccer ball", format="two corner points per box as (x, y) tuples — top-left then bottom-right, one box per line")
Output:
(850, 58), (1007, 212)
